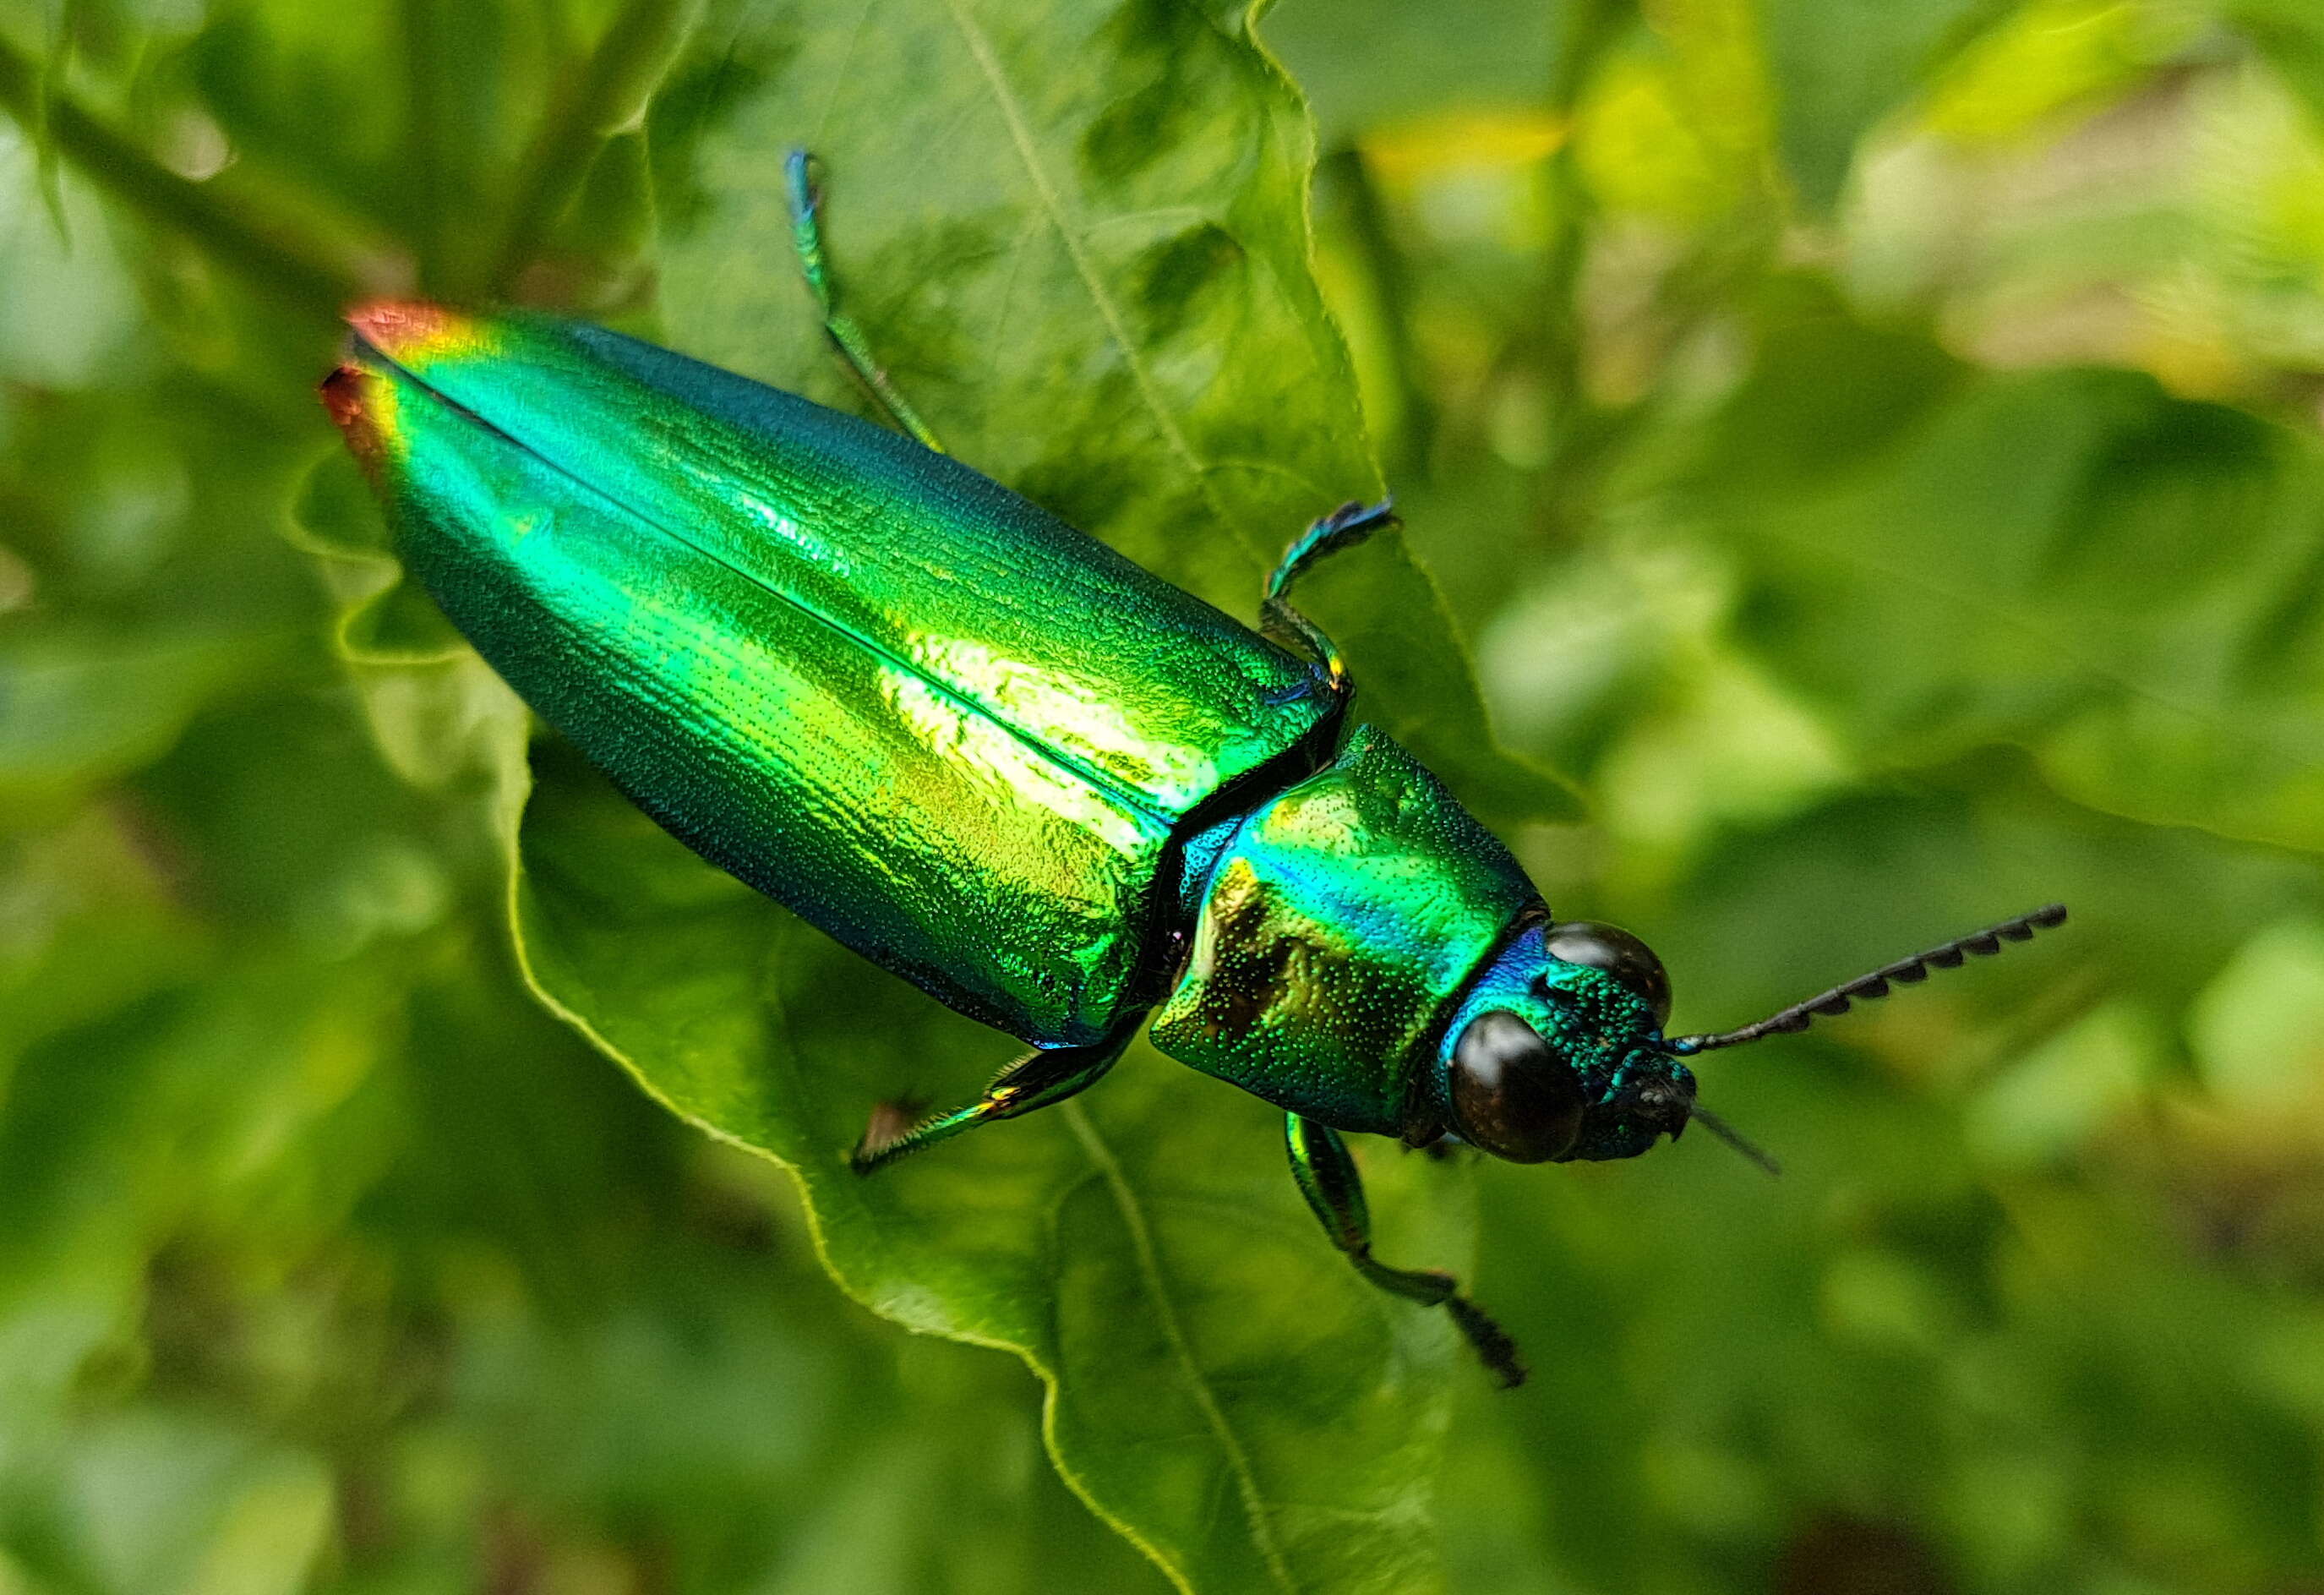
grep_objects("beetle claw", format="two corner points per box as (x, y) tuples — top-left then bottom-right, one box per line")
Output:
(1444, 1296), (1528, 1390)
(852, 1096), (930, 1171)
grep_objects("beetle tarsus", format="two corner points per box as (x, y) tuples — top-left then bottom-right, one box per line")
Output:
(1262, 498), (1398, 702)
(852, 1096), (933, 1170)
(849, 1030), (1133, 1175)
(784, 149), (948, 454)
(1285, 1112), (1527, 1387)
(1266, 497), (1397, 603)
(1444, 1295), (1528, 1390)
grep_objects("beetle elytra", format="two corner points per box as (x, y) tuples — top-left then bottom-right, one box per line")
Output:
(321, 155), (2065, 1385)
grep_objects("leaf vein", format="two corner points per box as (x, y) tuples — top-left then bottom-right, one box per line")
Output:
(1061, 1101), (1299, 1593)
(935, 0), (1236, 533)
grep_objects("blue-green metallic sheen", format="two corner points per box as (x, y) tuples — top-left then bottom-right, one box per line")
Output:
(1150, 725), (1539, 1136)
(1439, 926), (1695, 1161)
(330, 304), (1335, 1048)
(324, 303), (1643, 1171)
(319, 293), (2051, 1384)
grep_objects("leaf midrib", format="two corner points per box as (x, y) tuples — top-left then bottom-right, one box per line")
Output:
(935, 0), (1241, 537)
(1062, 1101), (1300, 1594)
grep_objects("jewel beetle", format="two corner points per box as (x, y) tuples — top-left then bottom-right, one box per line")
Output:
(321, 155), (2065, 1385)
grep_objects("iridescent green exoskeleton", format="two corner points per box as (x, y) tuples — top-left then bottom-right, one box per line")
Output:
(322, 154), (2066, 1386)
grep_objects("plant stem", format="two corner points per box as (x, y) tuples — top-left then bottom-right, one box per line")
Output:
(0, 35), (361, 319)
(488, 0), (701, 297)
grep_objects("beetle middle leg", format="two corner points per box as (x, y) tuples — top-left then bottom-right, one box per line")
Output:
(1285, 1112), (1527, 1388)
(850, 1027), (1133, 1175)
(784, 150), (947, 454)
(1262, 498), (1397, 702)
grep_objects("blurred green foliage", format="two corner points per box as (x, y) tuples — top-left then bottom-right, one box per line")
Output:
(3, 0), (2323, 1591)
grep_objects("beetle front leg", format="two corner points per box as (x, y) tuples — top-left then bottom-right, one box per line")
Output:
(1285, 1112), (1527, 1388)
(784, 150), (947, 454)
(851, 1028), (1132, 1175)
(1262, 499), (1396, 702)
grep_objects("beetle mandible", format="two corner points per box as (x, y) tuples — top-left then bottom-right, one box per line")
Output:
(321, 153), (2065, 1385)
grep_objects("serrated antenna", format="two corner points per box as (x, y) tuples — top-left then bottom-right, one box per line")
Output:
(1664, 904), (2068, 1058)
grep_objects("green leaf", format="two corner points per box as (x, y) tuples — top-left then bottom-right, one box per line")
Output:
(512, 743), (1474, 1595)
(284, 451), (470, 666)
(1670, 306), (2324, 855)
(36, 1412), (333, 1595)
(488, 0), (702, 298)
(650, 0), (1574, 828)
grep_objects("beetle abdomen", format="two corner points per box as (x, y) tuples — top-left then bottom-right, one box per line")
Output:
(330, 306), (1332, 1045)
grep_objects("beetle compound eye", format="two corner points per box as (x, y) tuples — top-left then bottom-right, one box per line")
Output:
(1544, 920), (1672, 1026)
(1449, 1011), (1587, 1164)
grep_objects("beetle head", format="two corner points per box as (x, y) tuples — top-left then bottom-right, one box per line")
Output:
(1430, 903), (2071, 1170)
(1431, 921), (1696, 1164)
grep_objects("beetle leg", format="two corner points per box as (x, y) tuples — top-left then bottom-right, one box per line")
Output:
(1284, 1112), (1527, 1388)
(850, 1028), (1132, 1175)
(1262, 499), (1397, 702)
(784, 150), (948, 455)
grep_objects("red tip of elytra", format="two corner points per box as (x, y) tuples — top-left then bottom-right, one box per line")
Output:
(319, 363), (383, 468)
(345, 298), (457, 357)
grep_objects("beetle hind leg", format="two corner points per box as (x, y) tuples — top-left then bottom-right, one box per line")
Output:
(850, 1027), (1133, 1175)
(1285, 1112), (1527, 1388)
(1263, 499), (1397, 702)
(784, 150), (947, 454)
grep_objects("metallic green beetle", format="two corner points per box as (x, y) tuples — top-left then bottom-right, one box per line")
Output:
(323, 159), (2065, 1385)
